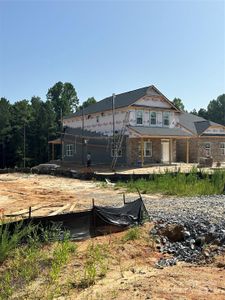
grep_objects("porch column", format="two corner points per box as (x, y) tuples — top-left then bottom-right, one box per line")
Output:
(186, 139), (190, 163)
(51, 143), (55, 161)
(169, 139), (173, 164)
(141, 138), (144, 167)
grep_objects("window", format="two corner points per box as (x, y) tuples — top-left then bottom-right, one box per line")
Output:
(163, 112), (170, 127)
(144, 140), (152, 157)
(111, 146), (122, 157)
(203, 143), (211, 157)
(66, 144), (74, 157)
(136, 110), (143, 125)
(138, 140), (152, 157)
(220, 143), (225, 155)
(150, 112), (156, 126)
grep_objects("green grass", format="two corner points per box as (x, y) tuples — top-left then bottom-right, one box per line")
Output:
(0, 220), (37, 263)
(79, 243), (109, 288)
(115, 169), (225, 196)
(0, 222), (77, 300)
(122, 226), (141, 242)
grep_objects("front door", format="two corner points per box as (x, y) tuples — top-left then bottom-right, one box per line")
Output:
(161, 140), (170, 163)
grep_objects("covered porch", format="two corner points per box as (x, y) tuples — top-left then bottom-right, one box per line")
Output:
(127, 126), (192, 167)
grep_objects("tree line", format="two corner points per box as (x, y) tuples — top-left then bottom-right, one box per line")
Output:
(0, 82), (96, 168)
(0, 82), (224, 168)
(172, 94), (225, 126)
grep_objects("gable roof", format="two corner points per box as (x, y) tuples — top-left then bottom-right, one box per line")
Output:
(179, 112), (223, 136)
(64, 85), (178, 119)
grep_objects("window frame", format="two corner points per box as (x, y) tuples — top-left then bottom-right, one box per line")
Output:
(66, 144), (74, 157)
(163, 111), (170, 127)
(136, 110), (143, 125)
(144, 140), (152, 157)
(150, 111), (157, 126)
(138, 140), (152, 157)
(111, 147), (122, 158)
(220, 142), (225, 155)
(203, 142), (211, 157)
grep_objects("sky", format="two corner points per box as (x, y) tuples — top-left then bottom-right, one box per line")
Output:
(0, 0), (224, 111)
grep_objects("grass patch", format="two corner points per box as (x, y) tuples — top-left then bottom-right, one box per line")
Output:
(122, 226), (141, 242)
(78, 243), (109, 288)
(0, 222), (77, 300)
(115, 169), (225, 196)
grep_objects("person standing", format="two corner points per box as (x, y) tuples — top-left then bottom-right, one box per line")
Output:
(87, 152), (91, 168)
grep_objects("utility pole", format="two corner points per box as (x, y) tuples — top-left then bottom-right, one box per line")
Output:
(112, 93), (116, 156)
(23, 124), (26, 168)
(60, 108), (63, 162)
(82, 106), (84, 165)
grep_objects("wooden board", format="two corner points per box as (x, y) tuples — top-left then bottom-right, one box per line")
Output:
(48, 203), (70, 216)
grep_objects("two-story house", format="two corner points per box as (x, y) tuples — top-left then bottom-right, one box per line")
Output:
(61, 85), (225, 167)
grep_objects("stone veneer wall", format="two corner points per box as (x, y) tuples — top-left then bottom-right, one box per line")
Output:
(127, 138), (176, 166)
(176, 137), (225, 163)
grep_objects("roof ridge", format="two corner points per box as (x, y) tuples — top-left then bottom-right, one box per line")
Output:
(96, 85), (150, 101)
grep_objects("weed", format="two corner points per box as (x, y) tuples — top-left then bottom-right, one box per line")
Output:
(122, 226), (141, 242)
(0, 220), (36, 263)
(49, 239), (77, 283)
(116, 169), (225, 196)
(79, 243), (109, 287)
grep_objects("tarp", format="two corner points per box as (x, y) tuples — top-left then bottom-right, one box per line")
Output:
(2, 198), (149, 241)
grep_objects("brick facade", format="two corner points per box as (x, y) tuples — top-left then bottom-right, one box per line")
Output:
(176, 138), (225, 163)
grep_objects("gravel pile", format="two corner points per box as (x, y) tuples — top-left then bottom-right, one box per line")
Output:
(143, 195), (225, 266)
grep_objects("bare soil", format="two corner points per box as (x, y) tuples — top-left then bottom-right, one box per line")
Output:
(0, 173), (225, 299)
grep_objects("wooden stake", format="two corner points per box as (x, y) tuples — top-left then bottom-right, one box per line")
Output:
(28, 206), (32, 219)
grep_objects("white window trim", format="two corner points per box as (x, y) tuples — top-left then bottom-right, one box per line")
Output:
(150, 111), (157, 127)
(163, 111), (170, 127)
(220, 142), (225, 155)
(66, 144), (74, 157)
(138, 140), (152, 157)
(203, 142), (211, 157)
(136, 110), (143, 126)
(144, 140), (152, 157)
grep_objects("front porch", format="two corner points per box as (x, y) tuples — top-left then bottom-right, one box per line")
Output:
(127, 137), (190, 167)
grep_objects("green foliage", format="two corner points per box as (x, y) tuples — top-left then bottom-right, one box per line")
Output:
(49, 239), (77, 283)
(80, 243), (109, 287)
(78, 97), (97, 110)
(116, 169), (225, 196)
(0, 223), (77, 300)
(0, 220), (36, 263)
(193, 94), (225, 126)
(0, 81), (78, 168)
(172, 97), (185, 111)
(122, 226), (141, 242)
(46, 81), (79, 129)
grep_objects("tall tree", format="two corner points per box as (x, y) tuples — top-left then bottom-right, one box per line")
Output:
(28, 97), (56, 165)
(207, 94), (225, 125)
(0, 98), (12, 168)
(172, 98), (185, 111)
(9, 100), (32, 167)
(197, 108), (208, 120)
(47, 82), (79, 129)
(78, 97), (97, 110)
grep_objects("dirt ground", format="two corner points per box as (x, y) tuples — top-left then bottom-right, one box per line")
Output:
(69, 225), (225, 300)
(0, 173), (225, 299)
(0, 172), (161, 217)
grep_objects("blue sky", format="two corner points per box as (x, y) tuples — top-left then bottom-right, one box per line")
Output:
(0, 0), (224, 111)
